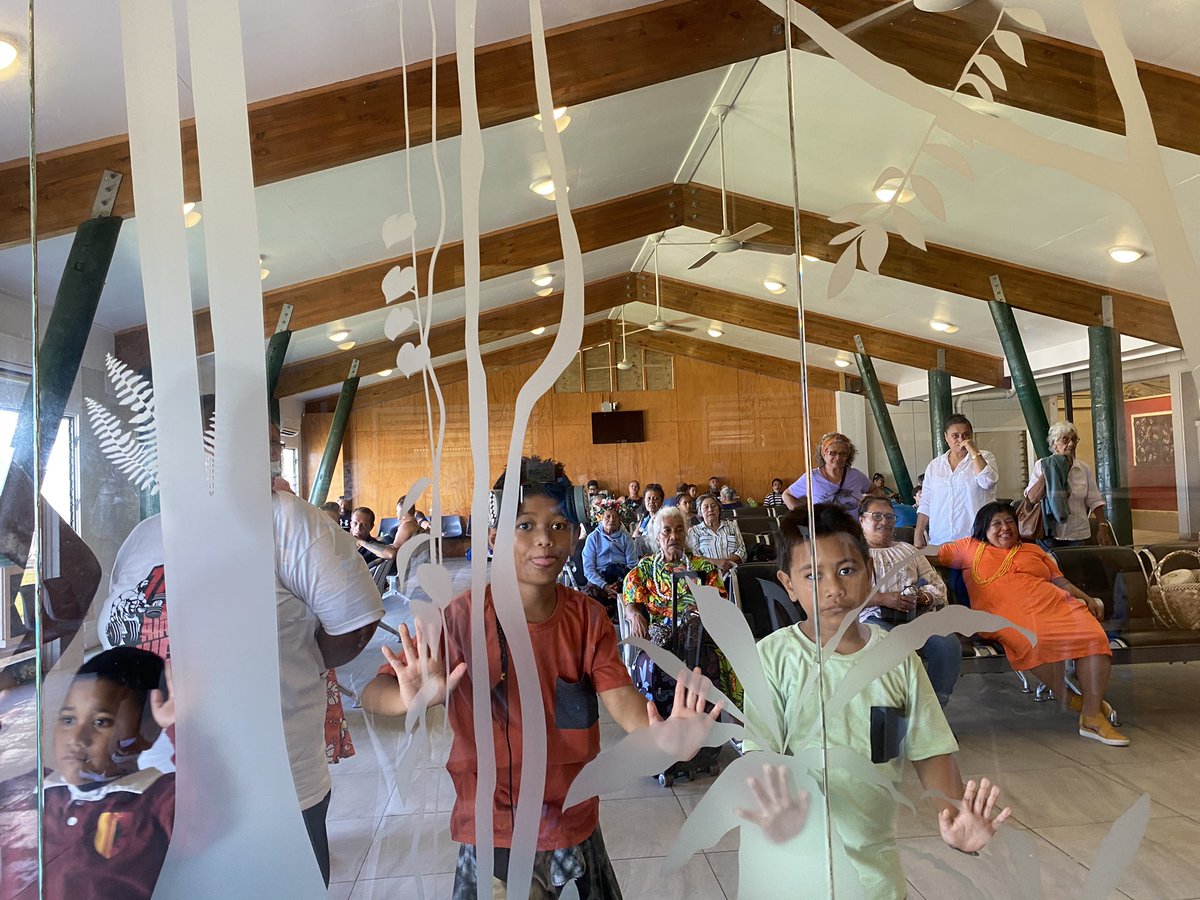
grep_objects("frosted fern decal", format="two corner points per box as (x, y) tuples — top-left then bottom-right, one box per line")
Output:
(86, 353), (217, 496)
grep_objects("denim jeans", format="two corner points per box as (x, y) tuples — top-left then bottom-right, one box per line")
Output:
(863, 615), (961, 706)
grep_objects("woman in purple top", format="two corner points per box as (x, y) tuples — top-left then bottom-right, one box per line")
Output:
(782, 432), (873, 512)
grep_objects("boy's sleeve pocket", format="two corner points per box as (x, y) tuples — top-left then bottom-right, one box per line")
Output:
(870, 706), (908, 764)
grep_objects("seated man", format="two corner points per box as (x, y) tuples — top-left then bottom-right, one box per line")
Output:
(719, 485), (745, 511)
(349, 506), (385, 565)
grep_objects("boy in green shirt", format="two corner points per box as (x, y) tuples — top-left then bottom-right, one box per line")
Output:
(741, 503), (1010, 899)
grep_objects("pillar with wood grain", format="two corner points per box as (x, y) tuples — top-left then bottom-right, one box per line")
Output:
(1089, 296), (1133, 545)
(928, 351), (952, 458)
(307, 360), (360, 506)
(988, 276), (1050, 460)
(854, 335), (914, 504)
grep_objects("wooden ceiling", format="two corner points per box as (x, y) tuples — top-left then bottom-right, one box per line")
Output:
(4, 0), (1194, 405)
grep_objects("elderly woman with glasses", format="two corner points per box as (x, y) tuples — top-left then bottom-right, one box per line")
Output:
(783, 432), (873, 512)
(1024, 421), (1112, 549)
(858, 496), (961, 706)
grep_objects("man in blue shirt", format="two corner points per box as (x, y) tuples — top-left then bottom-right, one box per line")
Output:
(583, 499), (638, 610)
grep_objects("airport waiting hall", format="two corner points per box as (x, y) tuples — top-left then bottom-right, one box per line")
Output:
(2, 0), (1200, 897)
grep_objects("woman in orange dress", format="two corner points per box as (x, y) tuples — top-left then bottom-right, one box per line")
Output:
(935, 502), (1129, 747)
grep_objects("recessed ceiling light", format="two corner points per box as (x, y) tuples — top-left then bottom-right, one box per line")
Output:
(1108, 246), (1144, 264)
(182, 202), (201, 228)
(875, 178), (914, 204)
(834, 357), (852, 368)
(707, 323), (724, 338)
(802, 254), (819, 262)
(529, 178), (566, 200)
(533, 107), (571, 133)
(536, 288), (553, 297)
(377, 369), (393, 377)
(0, 39), (18, 72)
(338, 340), (356, 351)
(532, 273), (554, 288)
(328, 330), (350, 342)
(530, 326), (547, 335)
(929, 319), (959, 334)
(762, 278), (786, 295)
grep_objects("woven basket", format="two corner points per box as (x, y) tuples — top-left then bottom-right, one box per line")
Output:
(1147, 550), (1200, 631)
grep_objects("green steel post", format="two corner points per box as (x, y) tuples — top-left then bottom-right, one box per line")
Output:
(928, 355), (952, 457)
(988, 276), (1050, 459)
(12, 206), (124, 480)
(265, 304), (294, 430)
(1089, 297), (1133, 545)
(854, 336), (914, 504)
(307, 360), (360, 506)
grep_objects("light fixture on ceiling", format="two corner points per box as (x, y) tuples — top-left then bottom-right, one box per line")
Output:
(258, 255), (270, 281)
(834, 357), (852, 368)
(802, 254), (819, 262)
(536, 288), (554, 298)
(762, 278), (786, 295)
(929, 319), (959, 334)
(530, 326), (547, 335)
(533, 106), (571, 133)
(529, 177), (566, 200)
(1108, 246), (1144, 264)
(874, 178), (914, 204)
(182, 201), (201, 228)
(377, 369), (393, 377)
(0, 38), (19, 72)
(914, 0), (976, 10)
(532, 273), (554, 288)
(328, 329), (350, 342)
(707, 322), (724, 338)
(338, 340), (356, 351)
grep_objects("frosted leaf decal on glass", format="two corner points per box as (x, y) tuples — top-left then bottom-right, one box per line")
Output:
(384, 305), (416, 341)
(395, 341), (431, 377)
(382, 211), (418, 250)
(382, 264), (418, 304)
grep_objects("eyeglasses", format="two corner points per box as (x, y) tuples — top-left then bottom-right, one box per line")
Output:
(866, 512), (896, 523)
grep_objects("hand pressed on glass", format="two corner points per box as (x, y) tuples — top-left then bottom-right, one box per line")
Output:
(377, 620), (467, 714)
(938, 777), (1011, 854)
(734, 764), (810, 844)
(645, 667), (723, 760)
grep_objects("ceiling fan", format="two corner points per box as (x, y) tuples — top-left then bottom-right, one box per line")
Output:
(585, 308), (640, 373)
(625, 241), (700, 335)
(662, 105), (794, 270)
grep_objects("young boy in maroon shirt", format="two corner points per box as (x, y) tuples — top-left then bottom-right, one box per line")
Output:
(1, 646), (174, 900)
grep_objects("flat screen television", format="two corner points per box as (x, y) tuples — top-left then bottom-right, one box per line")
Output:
(591, 410), (645, 444)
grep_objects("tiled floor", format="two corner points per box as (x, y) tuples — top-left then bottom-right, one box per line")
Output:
(326, 656), (1200, 898)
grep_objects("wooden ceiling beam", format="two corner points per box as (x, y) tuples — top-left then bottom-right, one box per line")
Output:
(642, 274), (1005, 386)
(309, 320), (613, 411)
(621, 327), (898, 404)
(1, 0), (785, 249)
(277, 275), (634, 397)
(681, 184), (1181, 348)
(115, 186), (678, 365)
(10, 0), (1200, 253)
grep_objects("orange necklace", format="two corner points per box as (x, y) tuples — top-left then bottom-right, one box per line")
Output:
(971, 541), (1021, 586)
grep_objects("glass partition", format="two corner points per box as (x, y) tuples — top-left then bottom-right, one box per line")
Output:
(7, 0), (1200, 898)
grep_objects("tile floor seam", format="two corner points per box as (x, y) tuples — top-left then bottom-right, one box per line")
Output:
(1084, 762), (1193, 819)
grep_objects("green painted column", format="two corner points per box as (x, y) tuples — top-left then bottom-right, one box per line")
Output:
(988, 276), (1050, 459)
(1089, 297), (1133, 545)
(854, 335), (914, 504)
(12, 205), (124, 480)
(307, 360), (360, 506)
(265, 304), (294, 430)
(928, 356), (952, 457)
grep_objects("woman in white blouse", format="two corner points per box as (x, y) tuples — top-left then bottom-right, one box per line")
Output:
(859, 496), (960, 706)
(914, 414), (999, 548)
(1024, 421), (1112, 549)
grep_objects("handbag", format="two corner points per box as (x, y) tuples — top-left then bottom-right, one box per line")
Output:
(1013, 495), (1044, 541)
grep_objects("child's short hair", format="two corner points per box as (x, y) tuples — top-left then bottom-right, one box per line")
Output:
(75, 646), (166, 714)
(777, 503), (872, 573)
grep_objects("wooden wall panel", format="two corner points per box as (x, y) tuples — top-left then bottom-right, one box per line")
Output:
(310, 357), (842, 518)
